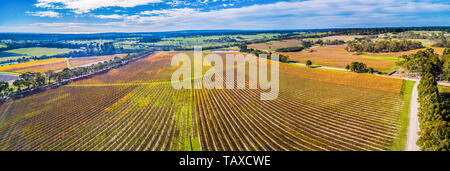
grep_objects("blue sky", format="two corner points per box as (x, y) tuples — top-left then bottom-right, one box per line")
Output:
(0, 0), (449, 33)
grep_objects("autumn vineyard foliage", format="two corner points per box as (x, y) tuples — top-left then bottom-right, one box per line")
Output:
(0, 52), (409, 151)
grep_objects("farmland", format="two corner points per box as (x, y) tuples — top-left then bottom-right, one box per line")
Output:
(363, 47), (445, 57)
(151, 33), (282, 49)
(0, 56), (24, 63)
(277, 45), (397, 71)
(273, 45), (446, 72)
(0, 51), (409, 151)
(248, 39), (302, 51)
(0, 58), (68, 73)
(0, 54), (129, 73)
(68, 54), (128, 68)
(248, 35), (366, 51)
(5, 48), (76, 57)
(247, 33), (446, 73)
(0, 48), (78, 63)
(318, 35), (367, 41)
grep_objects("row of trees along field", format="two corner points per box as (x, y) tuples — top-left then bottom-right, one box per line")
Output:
(275, 39), (346, 52)
(331, 27), (450, 36)
(391, 31), (450, 48)
(346, 40), (423, 53)
(442, 49), (450, 81)
(0, 41), (84, 51)
(0, 72), (46, 98)
(0, 51), (151, 100)
(239, 45), (289, 63)
(398, 48), (449, 150)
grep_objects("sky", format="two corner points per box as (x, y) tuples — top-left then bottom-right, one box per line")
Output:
(0, 0), (449, 33)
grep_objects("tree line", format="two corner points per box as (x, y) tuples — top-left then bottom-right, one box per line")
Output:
(346, 40), (423, 53)
(275, 39), (345, 52)
(331, 27), (450, 36)
(442, 49), (450, 81)
(398, 48), (449, 150)
(239, 45), (289, 63)
(0, 41), (83, 51)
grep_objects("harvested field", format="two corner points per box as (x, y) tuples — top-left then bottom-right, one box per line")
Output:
(248, 35), (365, 51)
(69, 54), (128, 67)
(248, 39), (301, 51)
(277, 45), (396, 71)
(0, 51), (409, 151)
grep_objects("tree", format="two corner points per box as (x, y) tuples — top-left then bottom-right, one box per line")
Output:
(36, 73), (46, 86)
(441, 48), (450, 81)
(0, 81), (9, 98)
(345, 65), (350, 70)
(239, 44), (248, 52)
(417, 73), (449, 150)
(306, 60), (312, 67)
(5, 87), (13, 96)
(279, 54), (289, 63)
(45, 70), (55, 84)
(346, 39), (423, 53)
(348, 62), (367, 73)
(301, 40), (313, 48)
(397, 48), (442, 77)
(275, 46), (304, 52)
(418, 73), (441, 113)
(13, 79), (24, 91)
(415, 55), (450, 151)
(22, 80), (32, 90)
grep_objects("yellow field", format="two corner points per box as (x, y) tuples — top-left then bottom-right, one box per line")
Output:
(0, 58), (68, 73)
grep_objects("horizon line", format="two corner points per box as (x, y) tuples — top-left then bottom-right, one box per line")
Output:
(1, 26), (449, 35)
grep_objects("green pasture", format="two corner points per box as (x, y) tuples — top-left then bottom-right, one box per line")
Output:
(5, 47), (76, 57)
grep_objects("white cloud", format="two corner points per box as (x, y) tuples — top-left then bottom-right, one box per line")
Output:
(30, 22), (83, 26)
(129, 0), (450, 29)
(140, 8), (198, 16)
(8, 0), (450, 33)
(93, 14), (126, 19)
(35, 0), (163, 14)
(26, 11), (61, 18)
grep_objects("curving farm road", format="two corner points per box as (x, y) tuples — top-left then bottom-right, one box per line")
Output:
(406, 81), (420, 151)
